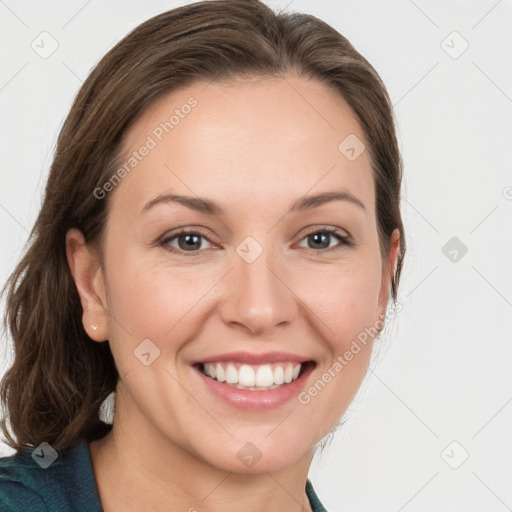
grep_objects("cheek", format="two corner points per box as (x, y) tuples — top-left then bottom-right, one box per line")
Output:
(298, 256), (382, 350)
(294, 263), (382, 436)
(308, 259), (383, 416)
(101, 244), (210, 361)
(102, 256), (216, 392)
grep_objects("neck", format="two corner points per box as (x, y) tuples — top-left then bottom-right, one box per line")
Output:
(89, 392), (314, 512)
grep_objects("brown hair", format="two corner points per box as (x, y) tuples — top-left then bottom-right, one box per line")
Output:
(0, 0), (406, 453)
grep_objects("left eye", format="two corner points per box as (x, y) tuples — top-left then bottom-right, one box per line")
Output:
(160, 231), (214, 252)
(296, 229), (350, 250)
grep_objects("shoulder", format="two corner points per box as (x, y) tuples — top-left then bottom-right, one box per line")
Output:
(0, 477), (46, 512)
(0, 445), (51, 511)
(306, 479), (328, 512)
(0, 439), (102, 512)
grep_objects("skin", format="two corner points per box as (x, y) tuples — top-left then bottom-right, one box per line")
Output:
(66, 72), (400, 512)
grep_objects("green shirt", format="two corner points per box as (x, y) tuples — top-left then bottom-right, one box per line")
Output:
(0, 439), (327, 511)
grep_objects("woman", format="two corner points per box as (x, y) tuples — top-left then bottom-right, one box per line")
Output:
(0, 1), (406, 510)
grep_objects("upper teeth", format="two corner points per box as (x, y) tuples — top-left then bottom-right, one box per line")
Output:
(202, 362), (302, 389)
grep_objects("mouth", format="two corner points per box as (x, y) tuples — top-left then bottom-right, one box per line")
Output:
(191, 352), (317, 410)
(195, 360), (316, 391)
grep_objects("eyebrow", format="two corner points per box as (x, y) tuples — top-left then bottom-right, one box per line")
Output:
(139, 189), (366, 216)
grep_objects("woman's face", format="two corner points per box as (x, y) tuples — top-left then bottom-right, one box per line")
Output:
(81, 73), (399, 473)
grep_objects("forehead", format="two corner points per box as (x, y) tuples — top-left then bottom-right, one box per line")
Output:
(112, 73), (375, 218)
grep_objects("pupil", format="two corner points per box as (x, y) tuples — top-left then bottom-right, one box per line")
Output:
(180, 234), (200, 250)
(311, 233), (329, 249)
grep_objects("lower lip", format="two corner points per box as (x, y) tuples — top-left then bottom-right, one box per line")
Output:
(194, 364), (315, 410)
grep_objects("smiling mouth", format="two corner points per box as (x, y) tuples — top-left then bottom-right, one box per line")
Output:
(195, 361), (316, 391)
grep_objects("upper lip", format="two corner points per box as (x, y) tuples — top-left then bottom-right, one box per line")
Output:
(192, 351), (314, 365)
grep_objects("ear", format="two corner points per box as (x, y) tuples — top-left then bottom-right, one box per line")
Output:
(377, 228), (401, 320)
(66, 228), (109, 342)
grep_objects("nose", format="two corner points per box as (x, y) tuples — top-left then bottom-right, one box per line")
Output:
(218, 246), (298, 336)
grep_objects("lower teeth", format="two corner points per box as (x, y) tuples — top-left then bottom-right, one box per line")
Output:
(204, 375), (289, 391)
(232, 382), (283, 391)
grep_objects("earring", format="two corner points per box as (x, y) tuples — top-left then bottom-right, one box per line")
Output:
(91, 324), (99, 331)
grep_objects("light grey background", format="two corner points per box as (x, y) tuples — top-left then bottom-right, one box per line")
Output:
(1, 1), (511, 511)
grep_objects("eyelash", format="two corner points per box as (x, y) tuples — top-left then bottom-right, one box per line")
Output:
(158, 226), (354, 255)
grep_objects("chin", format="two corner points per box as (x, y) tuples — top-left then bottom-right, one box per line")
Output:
(191, 433), (315, 475)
